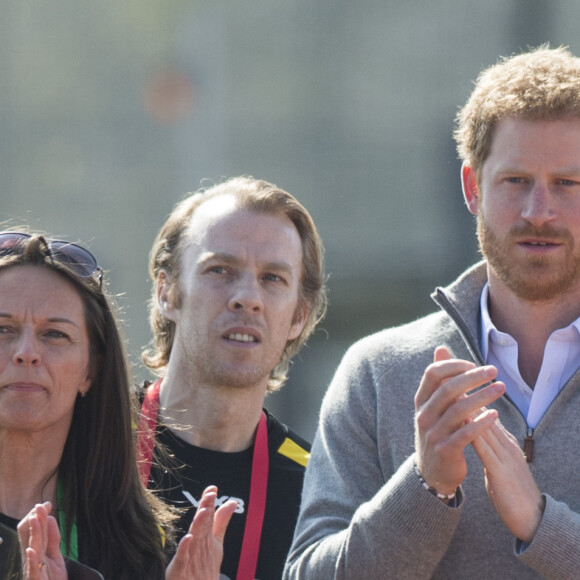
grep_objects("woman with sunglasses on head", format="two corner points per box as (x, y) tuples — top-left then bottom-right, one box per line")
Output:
(0, 231), (235, 580)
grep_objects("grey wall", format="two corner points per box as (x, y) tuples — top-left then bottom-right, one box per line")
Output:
(2, 0), (579, 439)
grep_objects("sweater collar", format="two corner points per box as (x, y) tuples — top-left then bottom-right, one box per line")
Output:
(431, 261), (488, 365)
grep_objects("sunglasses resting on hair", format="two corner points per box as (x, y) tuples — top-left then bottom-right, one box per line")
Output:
(0, 231), (103, 287)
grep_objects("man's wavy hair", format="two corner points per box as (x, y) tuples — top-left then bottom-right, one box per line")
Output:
(142, 176), (327, 391)
(0, 231), (174, 579)
(454, 45), (580, 180)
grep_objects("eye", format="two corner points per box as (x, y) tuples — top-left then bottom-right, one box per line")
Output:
(263, 273), (284, 284)
(43, 329), (69, 340)
(207, 265), (227, 275)
(557, 178), (580, 187)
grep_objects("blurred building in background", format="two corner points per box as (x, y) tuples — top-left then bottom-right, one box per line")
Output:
(1, 0), (575, 439)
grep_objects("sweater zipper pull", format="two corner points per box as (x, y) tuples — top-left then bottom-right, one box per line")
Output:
(523, 427), (534, 463)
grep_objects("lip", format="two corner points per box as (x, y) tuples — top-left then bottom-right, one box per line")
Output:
(2, 382), (46, 393)
(517, 238), (563, 251)
(222, 326), (262, 345)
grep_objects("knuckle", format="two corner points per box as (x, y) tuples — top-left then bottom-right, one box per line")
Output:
(414, 407), (431, 431)
(423, 428), (440, 449)
(413, 390), (423, 408)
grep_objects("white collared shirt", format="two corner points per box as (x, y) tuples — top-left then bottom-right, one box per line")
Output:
(479, 283), (580, 428)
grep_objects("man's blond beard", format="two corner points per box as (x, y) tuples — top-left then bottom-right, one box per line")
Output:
(477, 212), (580, 302)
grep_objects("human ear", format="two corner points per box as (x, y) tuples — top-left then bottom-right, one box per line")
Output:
(288, 306), (309, 341)
(80, 363), (95, 397)
(461, 163), (480, 215)
(157, 271), (177, 321)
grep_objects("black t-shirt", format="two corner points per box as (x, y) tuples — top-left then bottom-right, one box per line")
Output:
(149, 409), (310, 580)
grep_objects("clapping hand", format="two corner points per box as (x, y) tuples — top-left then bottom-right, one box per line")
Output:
(18, 502), (67, 580)
(166, 485), (237, 580)
(473, 419), (544, 542)
(414, 346), (505, 496)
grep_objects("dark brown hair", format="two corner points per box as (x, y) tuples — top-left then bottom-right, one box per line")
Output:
(0, 233), (175, 579)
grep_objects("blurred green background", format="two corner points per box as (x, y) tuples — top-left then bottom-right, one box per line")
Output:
(2, 0), (578, 440)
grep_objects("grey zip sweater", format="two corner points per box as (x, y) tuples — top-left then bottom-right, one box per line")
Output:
(284, 262), (580, 579)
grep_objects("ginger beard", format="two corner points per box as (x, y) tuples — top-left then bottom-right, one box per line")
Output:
(477, 210), (580, 302)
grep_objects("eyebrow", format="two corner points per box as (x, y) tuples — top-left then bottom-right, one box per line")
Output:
(48, 317), (80, 326)
(0, 313), (79, 327)
(198, 251), (296, 275)
(495, 164), (580, 176)
(554, 167), (580, 177)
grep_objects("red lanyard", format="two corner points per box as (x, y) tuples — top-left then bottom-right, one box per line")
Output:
(136, 380), (269, 580)
(137, 379), (160, 487)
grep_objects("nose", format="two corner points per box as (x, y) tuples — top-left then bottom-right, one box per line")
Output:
(228, 275), (263, 313)
(521, 183), (556, 226)
(13, 332), (41, 367)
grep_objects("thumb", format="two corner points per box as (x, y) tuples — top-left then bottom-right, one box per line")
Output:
(434, 345), (452, 363)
